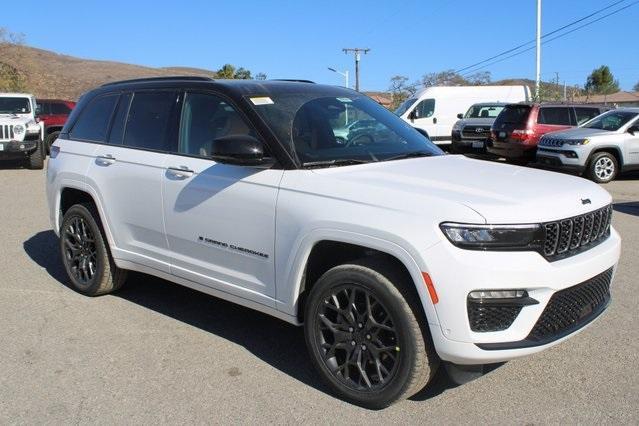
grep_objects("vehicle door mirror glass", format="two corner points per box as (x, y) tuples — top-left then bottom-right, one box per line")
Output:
(628, 125), (639, 135)
(408, 109), (419, 121)
(457, 113), (463, 119)
(210, 135), (269, 166)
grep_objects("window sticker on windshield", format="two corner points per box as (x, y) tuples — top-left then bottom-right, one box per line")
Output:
(250, 96), (274, 105)
(337, 97), (352, 103)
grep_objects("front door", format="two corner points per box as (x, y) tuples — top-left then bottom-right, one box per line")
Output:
(162, 91), (282, 306)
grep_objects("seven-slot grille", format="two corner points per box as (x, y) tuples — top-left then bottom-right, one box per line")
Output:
(527, 267), (613, 342)
(461, 125), (491, 139)
(538, 137), (565, 147)
(543, 205), (612, 259)
(0, 124), (15, 140)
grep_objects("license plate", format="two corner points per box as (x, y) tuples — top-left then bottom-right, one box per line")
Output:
(472, 141), (484, 148)
(499, 131), (506, 138)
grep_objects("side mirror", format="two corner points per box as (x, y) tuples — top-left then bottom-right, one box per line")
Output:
(210, 135), (269, 166)
(408, 109), (419, 121)
(628, 125), (639, 135)
(457, 113), (463, 119)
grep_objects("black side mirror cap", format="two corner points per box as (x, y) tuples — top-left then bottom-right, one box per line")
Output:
(628, 125), (639, 135)
(457, 113), (463, 119)
(210, 135), (269, 166)
(408, 109), (418, 121)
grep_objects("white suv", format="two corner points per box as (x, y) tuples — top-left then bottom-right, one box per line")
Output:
(0, 92), (45, 169)
(46, 77), (621, 408)
(537, 108), (639, 183)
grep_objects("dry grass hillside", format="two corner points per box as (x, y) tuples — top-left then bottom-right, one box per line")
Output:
(0, 43), (217, 100)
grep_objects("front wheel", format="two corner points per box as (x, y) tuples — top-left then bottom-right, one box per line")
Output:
(587, 152), (618, 183)
(27, 140), (44, 169)
(304, 260), (438, 409)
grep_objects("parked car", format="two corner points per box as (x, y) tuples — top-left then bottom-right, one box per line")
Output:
(36, 98), (76, 153)
(395, 85), (530, 145)
(488, 103), (608, 163)
(451, 102), (507, 154)
(47, 77), (620, 409)
(536, 108), (639, 183)
(0, 92), (45, 169)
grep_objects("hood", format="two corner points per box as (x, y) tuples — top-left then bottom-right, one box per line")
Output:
(457, 117), (496, 127)
(0, 113), (31, 124)
(312, 155), (611, 224)
(543, 127), (616, 139)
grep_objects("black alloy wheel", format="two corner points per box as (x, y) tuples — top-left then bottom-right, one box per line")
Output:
(62, 215), (98, 285)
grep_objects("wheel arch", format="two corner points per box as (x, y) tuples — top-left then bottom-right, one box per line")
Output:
(587, 146), (623, 167)
(282, 231), (440, 328)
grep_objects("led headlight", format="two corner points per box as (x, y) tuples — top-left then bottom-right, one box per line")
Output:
(440, 223), (544, 251)
(13, 124), (25, 135)
(563, 138), (589, 146)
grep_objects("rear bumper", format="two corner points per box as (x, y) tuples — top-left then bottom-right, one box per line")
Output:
(0, 140), (38, 159)
(488, 141), (536, 160)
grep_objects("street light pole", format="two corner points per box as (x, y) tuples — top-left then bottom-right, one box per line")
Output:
(327, 67), (349, 88)
(535, 0), (542, 101)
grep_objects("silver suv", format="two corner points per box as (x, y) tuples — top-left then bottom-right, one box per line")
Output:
(536, 108), (639, 183)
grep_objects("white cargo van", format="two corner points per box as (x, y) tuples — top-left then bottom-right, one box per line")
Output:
(395, 85), (531, 144)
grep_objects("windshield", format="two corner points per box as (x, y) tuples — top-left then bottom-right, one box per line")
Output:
(0, 97), (31, 114)
(581, 110), (638, 131)
(251, 93), (443, 166)
(394, 97), (417, 116)
(464, 104), (505, 119)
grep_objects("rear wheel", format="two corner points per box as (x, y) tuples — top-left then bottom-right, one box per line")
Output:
(59, 203), (127, 296)
(587, 152), (617, 183)
(304, 259), (438, 409)
(27, 139), (44, 169)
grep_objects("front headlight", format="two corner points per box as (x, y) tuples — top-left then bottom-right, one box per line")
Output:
(452, 122), (461, 132)
(13, 124), (25, 135)
(440, 223), (543, 250)
(564, 138), (589, 146)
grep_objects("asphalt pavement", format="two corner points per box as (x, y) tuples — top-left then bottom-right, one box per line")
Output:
(0, 161), (638, 424)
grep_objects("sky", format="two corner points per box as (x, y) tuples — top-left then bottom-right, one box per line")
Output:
(3, 0), (638, 91)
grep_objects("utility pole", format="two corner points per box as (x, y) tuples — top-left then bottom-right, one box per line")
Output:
(343, 48), (370, 92)
(535, 0), (542, 101)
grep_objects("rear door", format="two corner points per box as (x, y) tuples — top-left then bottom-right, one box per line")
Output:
(87, 90), (181, 272)
(162, 91), (282, 305)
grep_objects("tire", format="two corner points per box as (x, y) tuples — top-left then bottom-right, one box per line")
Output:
(304, 259), (438, 409)
(59, 203), (127, 296)
(45, 131), (60, 155)
(27, 139), (44, 170)
(587, 151), (618, 183)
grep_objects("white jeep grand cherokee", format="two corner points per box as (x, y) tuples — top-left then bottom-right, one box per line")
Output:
(46, 77), (621, 408)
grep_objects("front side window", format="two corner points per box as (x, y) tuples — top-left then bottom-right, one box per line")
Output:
(413, 98), (435, 118)
(70, 94), (118, 142)
(538, 107), (571, 125)
(582, 110), (639, 131)
(179, 92), (256, 157)
(465, 104), (505, 119)
(394, 97), (417, 116)
(0, 97), (31, 114)
(123, 91), (178, 151)
(251, 92), (443, 166)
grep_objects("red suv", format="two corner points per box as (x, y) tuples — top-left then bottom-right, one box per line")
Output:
(488, 103), (607, 163)
(36, 99), (76, 153)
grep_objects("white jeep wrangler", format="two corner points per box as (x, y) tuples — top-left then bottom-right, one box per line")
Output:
(0, 92), (45, 169)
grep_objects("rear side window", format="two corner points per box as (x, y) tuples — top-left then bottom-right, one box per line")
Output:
(538, 107), (571, 125)
(37, 102), (50, 115)
(51, 102), (72, 115)
(108, 93), (132, 145)
(494, 105), (531, 125)
(70, 94), (118, 142)
(575, 107), (601, 126)
(123, 91), (178, 151)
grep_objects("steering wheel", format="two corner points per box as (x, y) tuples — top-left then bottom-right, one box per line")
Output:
(345, 133), (374, 148)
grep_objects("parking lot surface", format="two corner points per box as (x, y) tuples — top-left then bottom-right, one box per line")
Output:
(1, 163), (638, 424)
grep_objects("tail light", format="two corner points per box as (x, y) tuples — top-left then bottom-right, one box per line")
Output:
(511, 129), (534, 143)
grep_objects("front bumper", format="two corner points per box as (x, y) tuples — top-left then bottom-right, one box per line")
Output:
(536, 147), (586, 173)
(451, 135), (490, 154)
(0, 139), (39, 159)
(423, 227), (621, 364)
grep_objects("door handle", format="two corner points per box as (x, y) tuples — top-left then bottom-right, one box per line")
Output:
(433, 117), (437, 124)
(167, 166), (194, 179)
(96, 155), (116, 166)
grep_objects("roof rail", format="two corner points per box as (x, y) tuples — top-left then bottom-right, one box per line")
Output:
(101, 76), (214, 87)
(270, 79), (315, 84)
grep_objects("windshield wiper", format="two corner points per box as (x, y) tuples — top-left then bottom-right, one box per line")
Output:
(302, 158), (370, 168)
(384, 151), (434, 162)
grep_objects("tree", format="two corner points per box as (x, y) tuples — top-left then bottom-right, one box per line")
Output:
(388, 75), (415, 110)
(633, 81), (639, 92)
(255, 72), (267, 81)
(466, 71), (491, 85)
(419, 69), (491, 87)
(0, 27), (26, 91)
(216, 64), (236, 79)
(585, 65), (619, 95)
(234, 67), (252, 80)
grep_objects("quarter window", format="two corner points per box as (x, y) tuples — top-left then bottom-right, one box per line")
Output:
(123, 91), (178, 151)
(178, 92), (255, 157)
(70, 94), (118, 142)
(538, 107), (571, 126)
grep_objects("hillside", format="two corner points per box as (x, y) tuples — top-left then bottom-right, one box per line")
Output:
(0, 44), (217, 100)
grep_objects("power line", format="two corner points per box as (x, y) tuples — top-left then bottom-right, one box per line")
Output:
(455, 0), (630, 74)
(460, 0), (639, 77)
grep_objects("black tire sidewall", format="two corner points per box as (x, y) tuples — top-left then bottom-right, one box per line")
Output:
(59, 204), (108, 295)
(27, 139), (44, 169)
(588, 152), (617, 183)
(45, 131), (60, 154)
(304, 266), (421, 408)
